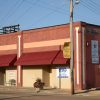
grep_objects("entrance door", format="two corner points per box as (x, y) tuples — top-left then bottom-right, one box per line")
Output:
(0, 68), (5, 85)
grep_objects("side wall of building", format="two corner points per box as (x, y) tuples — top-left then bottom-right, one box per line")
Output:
(85, 25), (100, 88)
(22, 24), (70, 53)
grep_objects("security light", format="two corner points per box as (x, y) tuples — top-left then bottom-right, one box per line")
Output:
(75, 0), (80, 4)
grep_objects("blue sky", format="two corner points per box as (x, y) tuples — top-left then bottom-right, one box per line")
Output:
(0, 0), (100, 30)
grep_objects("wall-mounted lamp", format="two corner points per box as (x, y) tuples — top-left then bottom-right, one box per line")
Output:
(86, 42), (89, 46)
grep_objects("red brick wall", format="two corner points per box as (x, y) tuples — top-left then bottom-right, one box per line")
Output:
(73, 23), (83, 90)
(85, 25), (100, 88)
(22, 25), (70, 43)
(22, 24), (71, 53)
(73, 23), (100, 90)
(0, 33), (17, 45)
(0, 33), (18, 55)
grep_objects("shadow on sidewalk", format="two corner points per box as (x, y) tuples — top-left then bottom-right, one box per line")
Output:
(75, 87), (100, 95)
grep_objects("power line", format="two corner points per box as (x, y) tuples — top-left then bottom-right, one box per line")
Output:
(90, 0), (100, 9)
(81, 0), (100, 15)
(38, 0), (69, 13)
(86, 0), (100, 14)
(4, 0), (69, 28)
(19, 0), (69, 29)
(10, 0), (40, 24)
(0, 0), (24, 27)
(25, 0), (68, 15)
(4, 0), (24, 26)
(0, 0), (20, 26)
(30, 3), (69, 29)
(80, 1), (100, 24)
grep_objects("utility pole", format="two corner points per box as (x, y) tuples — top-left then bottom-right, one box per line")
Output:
(70, 0), (74, 95)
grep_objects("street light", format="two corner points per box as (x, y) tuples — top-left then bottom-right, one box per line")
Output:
(70, 0), (80, 95)
(75, 0), (80, 4)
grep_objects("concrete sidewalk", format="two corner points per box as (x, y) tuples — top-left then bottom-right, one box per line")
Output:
(0, 86), (69, 95)
(75, 88), (100, 96)
(0, 86), (100, 96)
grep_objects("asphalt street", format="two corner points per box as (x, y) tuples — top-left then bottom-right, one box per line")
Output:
(0, 92), (100, 100)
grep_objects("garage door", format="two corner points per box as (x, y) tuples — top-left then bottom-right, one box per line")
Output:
(23, 67), (43, 87)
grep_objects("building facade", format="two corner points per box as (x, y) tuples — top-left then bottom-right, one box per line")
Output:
(0, 22), (100, 90)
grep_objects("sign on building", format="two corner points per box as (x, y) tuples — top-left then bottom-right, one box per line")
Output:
(63, 42), (71, 58)
(6, 70), (17, 80)
(91, 40), (99, 64)
(56, 67), (70, 78)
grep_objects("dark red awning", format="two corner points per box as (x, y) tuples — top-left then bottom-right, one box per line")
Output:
(0, 54), (17, 66)
(15, 51), (70, 66)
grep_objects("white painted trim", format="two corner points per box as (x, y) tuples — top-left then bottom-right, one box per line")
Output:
(18, 35), (21, 57)
(24, 38), (70, 49)
(76, 27), (80, 85)
(18, 65), (21, 83)
(17, 35), (21, 84)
